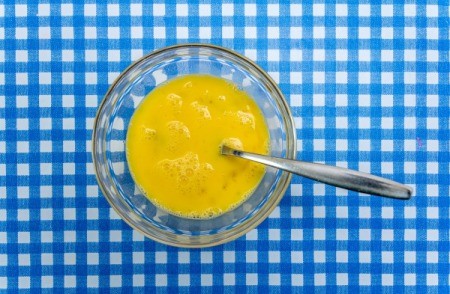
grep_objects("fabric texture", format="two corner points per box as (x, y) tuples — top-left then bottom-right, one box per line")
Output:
(0, 1), (449, 292)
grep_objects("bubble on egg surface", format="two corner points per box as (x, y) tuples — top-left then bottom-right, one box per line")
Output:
(221, 137), (243, 151)
(166, 93), (183, 111)
(223, 110), (255, 129)
(190, 101), (211, 119)
(166, 121), (191, 151)
(156, 152), (214, 197)
(140, 125), (157, 140)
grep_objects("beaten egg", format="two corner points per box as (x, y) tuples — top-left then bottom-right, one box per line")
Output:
(126, 75), (270, 219)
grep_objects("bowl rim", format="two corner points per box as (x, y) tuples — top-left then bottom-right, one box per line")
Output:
(92, 43), (297, 248)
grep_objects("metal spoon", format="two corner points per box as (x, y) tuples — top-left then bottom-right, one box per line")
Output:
(221, 145), (412, 200)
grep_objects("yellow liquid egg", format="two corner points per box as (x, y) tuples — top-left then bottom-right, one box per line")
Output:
(126, 75), (270, 219)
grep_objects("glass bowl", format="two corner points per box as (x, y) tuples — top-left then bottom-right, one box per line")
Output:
(92, 44), (296, 248)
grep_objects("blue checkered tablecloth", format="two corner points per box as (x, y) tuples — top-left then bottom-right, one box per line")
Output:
(1, 1), (449, 292)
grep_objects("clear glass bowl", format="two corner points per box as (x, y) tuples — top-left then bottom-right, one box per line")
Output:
(92, 44), (296, 248)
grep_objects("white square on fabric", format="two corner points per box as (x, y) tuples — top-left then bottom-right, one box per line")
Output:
(38, 72), (51, 85)
(360, 274), (371, 286)
(313, 72), (325, 84)
(64, 276), (76, 288)
(61, 27), (74, 39)
(84, 4), (96, 16)
(359, 229), (371, 241)
(359, 72), (371, 84)
(313, 49), (325, 61)
(131, 27), (143, 39)
(336, 27), (348, 39)
(39, 27), (51, 39)
(359, 4), (370, 17)
(110, 275), (122, 288)
(42, 276), (53, 288)
(336, 229), (348, 241)
(268, 27), (279, 39)
(41, 253), (53, 265)
(268, 49), (279, 62)
(290, 26), (302, 39)
(176, 4), (188, 16)
(133, 275), (144, 287)
(199, 4), (211, 16)
(381, 50), (393, 61)
(291, 229), (303, 241)
(155, 274), (167, 286)
(269, 229), (280, 240)
(15, 5), (27, 17)
(62, 50), (74, 62)
(18, 277), (29, 289)
(313, 27), (325, 39)
(85, 27), (97, 39)
(222, 4), (234, 16)
(16, 73), (28, 85)
(337, 274), (348, 286)
(16, 50), (28, 62)
(404, 274), (416, 286)
(87, 276), (98, 288)
(426, 5), (439, 17)
(336, 251), (348, 263)
(85, 73), (97, 85)
(199, 27), (211, 39)
(336, 71), (348, 84)
(404, 4), (416, 16)
(427, 28), (439, 40)
(60, 4), (72, 16)
(313, 4), (325, 16)
(245, 27), (257, 38)
(404, 229), (416, 241)
(18, 232), (30, 243)
(64, 231), (76, 243)
(381, 27), (393, 39)
(17, 141), (29, 153)
(335, 4), (347, 16)
(427, 50), (439, 62)
(336, 49), (348, 61)
(268, 4), (279, 16)
(178, 274), (190, 286)
(314, 251), (325, 263)
(245, 4), (256, 16)
(359, 27), (371, 39)
(154, 27), (165, 39)
(16, 27), (28, 39)
(290, 49), (302, 62)
(18, 253), (30, 266)
(381, 5), (393, 17)
(153, 4), (165, 16)
(110, 252), (122, 265)
(246, 273), (258, 286)
(107, 4), (119, 16)
(177, 27), (188, 39)
(222, 27), (234, 39)
(427, 72), (439, 84)
(223, 274), (235, 286)
(129, 4), (142, 16)
(108, 27), (120, 39)
(290, 4), (302, 16)
(315, 274), (326, 286)
(404, 27), (416, 39)
(201, 274), (213, 286)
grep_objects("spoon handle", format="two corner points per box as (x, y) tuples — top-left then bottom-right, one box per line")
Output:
(224, 147), (412, 200)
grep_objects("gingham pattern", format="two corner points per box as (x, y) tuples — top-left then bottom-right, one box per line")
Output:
(0, 1), (449, 291)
